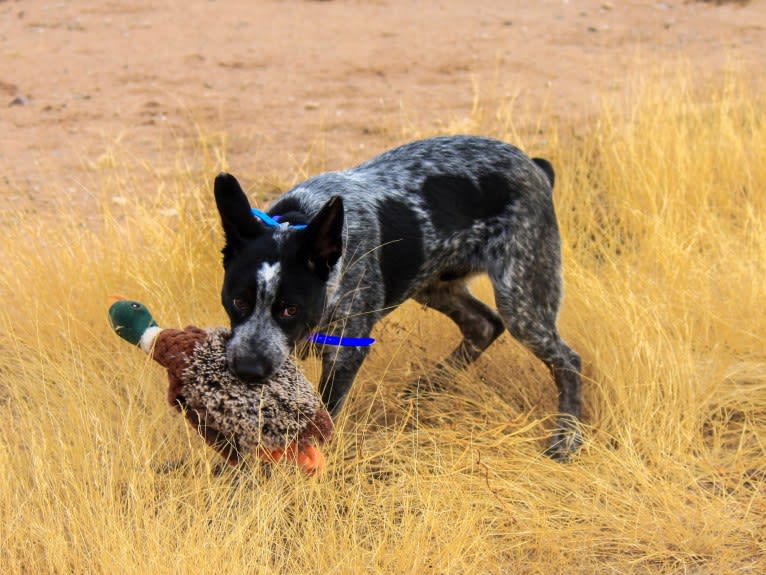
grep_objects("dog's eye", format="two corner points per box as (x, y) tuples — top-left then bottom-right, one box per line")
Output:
(275, 303), (300, 319)
(232, 298), (251, 316)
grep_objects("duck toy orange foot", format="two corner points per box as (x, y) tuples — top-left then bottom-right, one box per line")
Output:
(108, 298), (333, 475)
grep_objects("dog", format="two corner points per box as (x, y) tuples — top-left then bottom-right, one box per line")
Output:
(214, 135), (583, 459)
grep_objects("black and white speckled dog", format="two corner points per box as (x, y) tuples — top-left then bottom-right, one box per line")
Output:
(214, 135), (583, 459)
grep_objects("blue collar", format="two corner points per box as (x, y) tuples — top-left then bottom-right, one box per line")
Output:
(252, 208), (307, 230)
(308, 333), (375, 347)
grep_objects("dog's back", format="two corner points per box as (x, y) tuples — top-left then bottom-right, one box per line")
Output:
(271, 135), (555, 311)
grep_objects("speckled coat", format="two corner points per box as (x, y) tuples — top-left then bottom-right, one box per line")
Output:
(216, 135), (583, 459)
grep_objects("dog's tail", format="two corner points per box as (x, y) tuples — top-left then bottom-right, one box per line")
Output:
(532, 158), (555, 189)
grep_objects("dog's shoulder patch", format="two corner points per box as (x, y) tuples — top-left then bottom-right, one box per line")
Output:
(421, 172), (521, 230)
(377, 196), (424, 306)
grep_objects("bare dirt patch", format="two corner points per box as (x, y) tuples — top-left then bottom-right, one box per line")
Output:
(1, 0), (764, 213)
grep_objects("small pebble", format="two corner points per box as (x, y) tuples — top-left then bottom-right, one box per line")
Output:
(9, 95), (28, 107)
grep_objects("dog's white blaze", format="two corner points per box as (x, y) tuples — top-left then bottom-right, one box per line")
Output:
(258, 261), (280, 285)
(256, 261), (282, 308)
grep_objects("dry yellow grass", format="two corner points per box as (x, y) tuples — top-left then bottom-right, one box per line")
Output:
(1, 67), (765, 574)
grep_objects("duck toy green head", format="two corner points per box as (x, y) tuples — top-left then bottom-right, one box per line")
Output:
(107, 296), (333, 474)
(108, 299), (160, 349)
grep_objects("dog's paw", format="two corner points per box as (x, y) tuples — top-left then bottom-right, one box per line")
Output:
(544, 415), (584, 462)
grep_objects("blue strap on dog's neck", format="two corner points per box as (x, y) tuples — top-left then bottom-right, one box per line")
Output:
(308, 333), (375, 347)
(252, 207), (307, 230)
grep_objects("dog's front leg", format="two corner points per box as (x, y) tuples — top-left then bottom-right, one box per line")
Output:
(319, 345), (371, 416)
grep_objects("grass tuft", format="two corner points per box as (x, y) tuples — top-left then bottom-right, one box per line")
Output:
(1, 66), (764, 573)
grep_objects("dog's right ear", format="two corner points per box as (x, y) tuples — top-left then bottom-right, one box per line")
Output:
(301, 195), (344, 281)
(214, 173), (262, 265)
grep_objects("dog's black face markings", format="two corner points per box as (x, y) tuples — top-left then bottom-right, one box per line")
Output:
(220, 240), (329, 380)
(220, 238), (278, 326)
(377, 197), (424, 306)
(215, 174), (343, 383)
(274, 229), (337, 341)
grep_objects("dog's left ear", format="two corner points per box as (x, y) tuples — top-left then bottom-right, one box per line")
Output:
(302, 196), (344, 280)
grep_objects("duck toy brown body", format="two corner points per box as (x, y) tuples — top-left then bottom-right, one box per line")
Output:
(108, 298), (333, 474)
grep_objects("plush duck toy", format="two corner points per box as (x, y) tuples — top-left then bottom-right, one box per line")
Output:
(108, 298), (333, 474)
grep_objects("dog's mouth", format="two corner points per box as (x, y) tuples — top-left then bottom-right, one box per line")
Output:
(229, 355), (276, 384)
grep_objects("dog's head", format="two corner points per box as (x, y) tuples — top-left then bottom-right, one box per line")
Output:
(214, 172), (343, 384)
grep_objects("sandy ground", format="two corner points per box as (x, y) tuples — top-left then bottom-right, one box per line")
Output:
(1, 0), (764, 214)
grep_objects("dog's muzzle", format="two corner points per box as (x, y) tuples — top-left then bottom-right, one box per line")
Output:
(230, 355), (274, 384)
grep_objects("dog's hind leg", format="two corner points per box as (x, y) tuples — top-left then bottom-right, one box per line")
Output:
(488, 235), (583, 461)
(412, 280), (506, 382)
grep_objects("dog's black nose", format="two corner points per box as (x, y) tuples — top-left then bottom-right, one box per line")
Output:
(232, 356), (272, 383)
